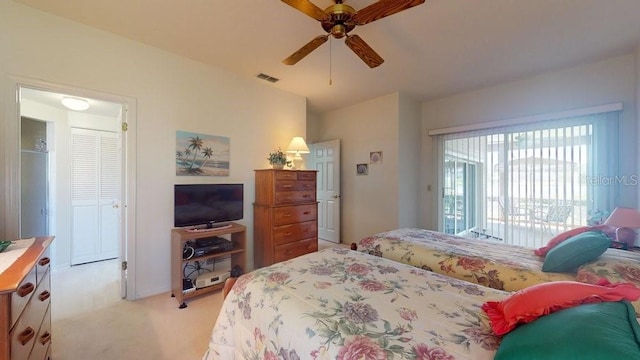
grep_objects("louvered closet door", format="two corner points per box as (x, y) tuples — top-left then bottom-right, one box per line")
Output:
(71, 128), (121, 265)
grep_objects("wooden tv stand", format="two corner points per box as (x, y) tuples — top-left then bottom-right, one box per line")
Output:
(170, 222), (246, 308)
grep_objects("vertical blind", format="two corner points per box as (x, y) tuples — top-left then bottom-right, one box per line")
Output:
(436, 111), (619, 248)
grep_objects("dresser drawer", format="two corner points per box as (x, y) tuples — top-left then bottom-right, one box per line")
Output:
(273, 204), (317, 226)
(36, 249), (51, 286)
(275, 180), (297, 192)
(10, 306), (37, 360)
(273, 221), (317, 246)
(10, 270), (51, 360)
(28, 305), (51, 360)
(31, 270), (51, 328)
(11, 267), (37, 330)
(274, 190), (315, 204)
(275, 180), (316, 192)
(274, 171), (298, 180)
(274, 238), (318, 263)
(296, 172), (316, 181)
(294, 180), (315, 191)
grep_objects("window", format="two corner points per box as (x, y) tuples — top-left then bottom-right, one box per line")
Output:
(435, 110), (620, 248)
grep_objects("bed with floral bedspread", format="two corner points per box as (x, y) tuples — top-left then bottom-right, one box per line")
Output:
(356, 228), (576, 292)
(204, 247), (506, 360)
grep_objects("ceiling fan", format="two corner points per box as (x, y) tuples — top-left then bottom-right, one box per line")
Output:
(282, 0), (426, 68)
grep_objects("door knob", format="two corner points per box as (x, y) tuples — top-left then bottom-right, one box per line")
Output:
(112, 203), (120, 209)
(332, 195), (341, 199)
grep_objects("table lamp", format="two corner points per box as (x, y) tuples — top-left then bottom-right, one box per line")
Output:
(604, 207), (640, 249)
(286, 136), (310, 170)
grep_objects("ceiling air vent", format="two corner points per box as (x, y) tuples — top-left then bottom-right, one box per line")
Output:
(257, 73), (279, 83)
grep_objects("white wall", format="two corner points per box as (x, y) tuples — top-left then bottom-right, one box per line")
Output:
(0, 1), (306, 298)
(421, 54), (638, 229)
(313, 92), (421, 243)
(397, 94), (421, 228)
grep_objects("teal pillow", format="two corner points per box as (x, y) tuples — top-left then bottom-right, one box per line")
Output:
(495, 301), (640, 360)
(542, 231), (610, 272)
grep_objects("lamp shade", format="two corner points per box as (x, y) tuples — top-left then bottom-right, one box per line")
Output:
(286, 137), (310, 154)
(604, 207), (640, 228)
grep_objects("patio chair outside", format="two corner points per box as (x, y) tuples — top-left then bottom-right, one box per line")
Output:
(531, 204), (573, 234)
(498, 197), (529, 222)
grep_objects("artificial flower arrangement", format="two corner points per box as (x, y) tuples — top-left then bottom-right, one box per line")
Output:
(267, 148), (291, 168)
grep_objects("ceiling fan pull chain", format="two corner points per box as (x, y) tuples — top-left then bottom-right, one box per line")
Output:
(329, 36), (333, 86)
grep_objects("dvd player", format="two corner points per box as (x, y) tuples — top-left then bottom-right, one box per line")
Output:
(194, 236), (233, 256)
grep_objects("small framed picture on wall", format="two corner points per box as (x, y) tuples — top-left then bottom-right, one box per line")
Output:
(356, 163), (368, 175)
(370, 151), (382, 164)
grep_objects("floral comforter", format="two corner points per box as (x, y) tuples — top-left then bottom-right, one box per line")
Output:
(204, 248), (506, 360)
(357, 228), (575, 292)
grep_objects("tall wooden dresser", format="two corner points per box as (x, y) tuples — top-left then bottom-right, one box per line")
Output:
(254, 169), (318, 268)
(0, 236), (53, 360)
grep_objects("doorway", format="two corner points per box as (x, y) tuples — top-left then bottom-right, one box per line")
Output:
(311, 139), (341, 243)
(20, 117), (49, 238)
(19, 86), (130, 299)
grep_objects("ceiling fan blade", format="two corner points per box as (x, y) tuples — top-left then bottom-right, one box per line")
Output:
(283, 35), (329, 65)
(353, 0), (425, 25)
(281, 0), (330, 21)
(345, 34), (384, 68)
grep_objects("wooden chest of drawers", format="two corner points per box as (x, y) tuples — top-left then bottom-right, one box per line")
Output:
(254, 169), (318, 268)
(0, 237), (53, 360)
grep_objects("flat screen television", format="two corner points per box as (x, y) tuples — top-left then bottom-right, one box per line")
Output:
(174, 183), (243, 228)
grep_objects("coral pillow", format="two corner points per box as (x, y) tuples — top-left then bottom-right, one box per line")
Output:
(534, 224), (610, 257)
(481, 279), (640, 336)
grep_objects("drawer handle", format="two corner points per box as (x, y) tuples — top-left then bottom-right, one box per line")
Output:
(38, 257), (50, 266)
(282, 214), (292, 217)
(284, 232), (292, 236)
(39, 290), (51, 302)
(303, 211), (310, 215)
(282, 185), (293, 188)
(302, 195), (310, 198)
(19, 327), (35, 345)
(40, 332), (52, 345)
(17, 282), (35, 297)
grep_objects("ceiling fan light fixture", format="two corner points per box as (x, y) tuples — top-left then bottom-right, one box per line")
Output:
(282, 0), (425, 68)
(61, 96), (90, 111)
(331, 24), (347, 38)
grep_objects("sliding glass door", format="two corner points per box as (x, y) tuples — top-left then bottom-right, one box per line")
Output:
(437, 112), (618, 248)
(443, 159), (477, 235)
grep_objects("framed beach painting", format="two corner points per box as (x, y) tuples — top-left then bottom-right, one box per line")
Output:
(176, 131), (230, 176)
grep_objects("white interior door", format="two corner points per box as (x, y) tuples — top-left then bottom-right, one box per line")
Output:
(21, 151), (48, 237)
(71, 128), (121, 265)
(312, 139), (341, 243)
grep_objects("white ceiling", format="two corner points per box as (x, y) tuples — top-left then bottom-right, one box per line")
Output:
(14, 0), (640, 113)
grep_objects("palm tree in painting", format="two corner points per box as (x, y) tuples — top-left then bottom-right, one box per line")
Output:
(176, 150), (185, 165)
(200, 146), (214, 170)
(187, 136), (204, 170)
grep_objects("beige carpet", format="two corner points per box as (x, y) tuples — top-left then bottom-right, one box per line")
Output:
(51, 259), (224, 360)
(51, 240), (344, 359)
